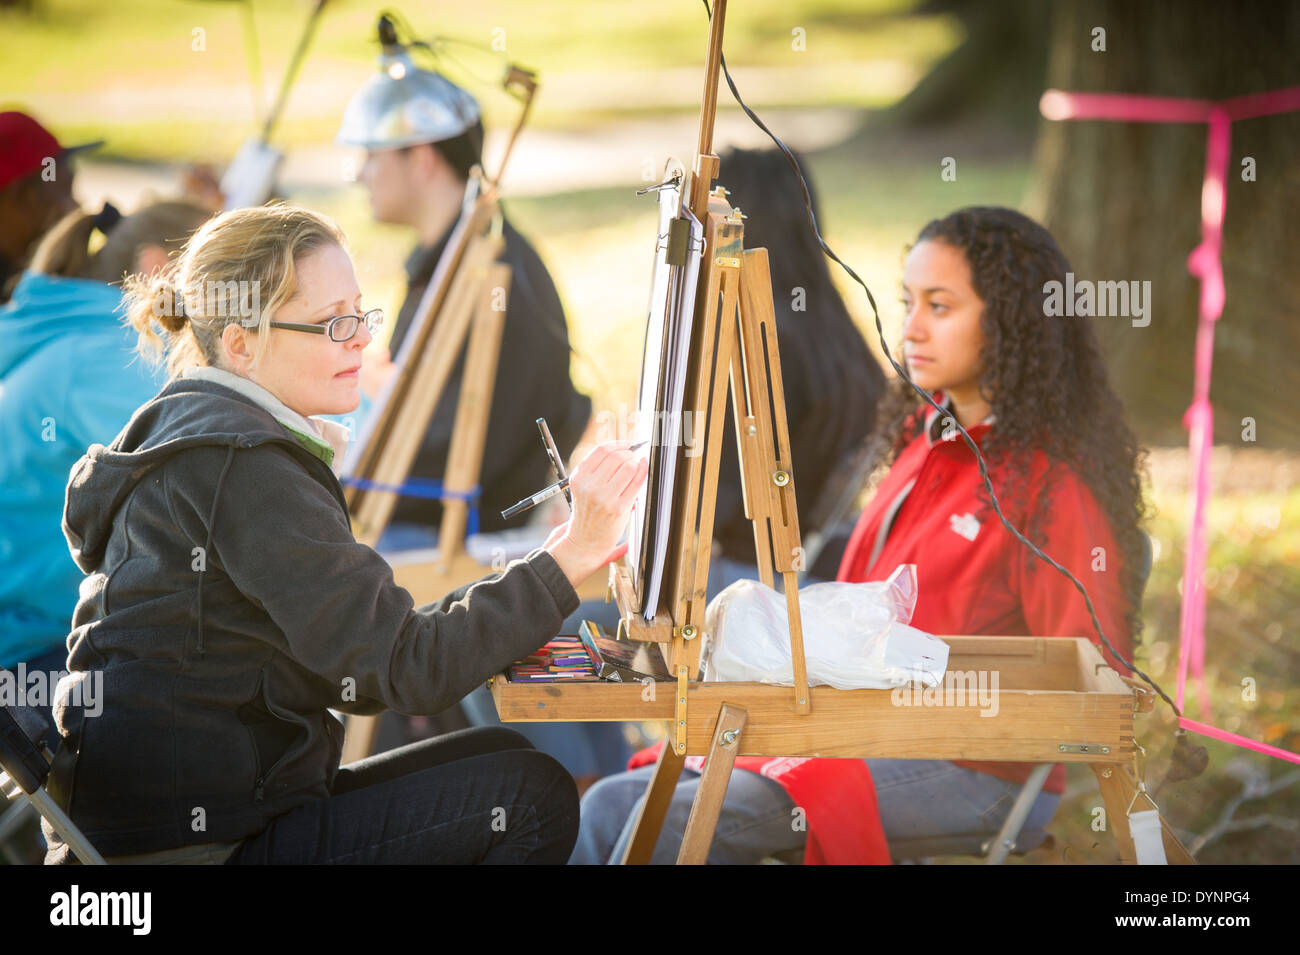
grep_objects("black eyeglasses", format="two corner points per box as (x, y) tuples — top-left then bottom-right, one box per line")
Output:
(256, 308), (384, 343)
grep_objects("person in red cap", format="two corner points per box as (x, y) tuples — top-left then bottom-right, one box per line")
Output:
(0, 111), (103, 302)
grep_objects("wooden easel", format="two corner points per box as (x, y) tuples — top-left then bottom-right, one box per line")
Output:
(347, 60), (541, 574)
(345, 184), (510, 569)
(340, 65), (599, 762)
(488, 0), (1194, 865)
(341, 187), (511, 762)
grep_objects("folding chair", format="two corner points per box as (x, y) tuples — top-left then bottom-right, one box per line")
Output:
(0, 701), (105, 865)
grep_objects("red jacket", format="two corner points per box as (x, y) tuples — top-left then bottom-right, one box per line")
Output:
(837, 396), (1134, 793)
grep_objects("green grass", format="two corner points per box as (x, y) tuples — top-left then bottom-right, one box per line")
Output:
(3, 0), (959, 161)
(1021, 482), (1300, 865)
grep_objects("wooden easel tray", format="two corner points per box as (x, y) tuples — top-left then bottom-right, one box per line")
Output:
(490, 634), (1135, 763)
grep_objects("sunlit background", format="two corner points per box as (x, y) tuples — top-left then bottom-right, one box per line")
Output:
(3, 0), (1297, 863)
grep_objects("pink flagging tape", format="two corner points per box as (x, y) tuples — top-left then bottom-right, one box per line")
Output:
(1039, 86), (1300, 124)
(1042, 85), (1300, 761)
(1179, 717), (1300, 766)
(1039, 90), (1214, 124)
(1222, 87), (1300, 121)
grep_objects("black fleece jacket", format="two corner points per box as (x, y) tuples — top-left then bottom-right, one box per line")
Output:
(47, 375), (579, 858)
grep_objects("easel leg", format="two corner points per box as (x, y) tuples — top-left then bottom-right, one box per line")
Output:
(677, 704), (748, 865)
(438, 262), (509, 559)
(1093, 763), (1196, 865)
(1158, 812), (1196, 864)
(1094, 763), (1136, 863)
(620, 730), (686, 865)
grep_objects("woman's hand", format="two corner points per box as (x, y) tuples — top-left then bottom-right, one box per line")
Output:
(545, 442), (649, 590)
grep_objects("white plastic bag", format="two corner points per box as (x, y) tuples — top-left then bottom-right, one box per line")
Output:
(702, 564), (948, 690)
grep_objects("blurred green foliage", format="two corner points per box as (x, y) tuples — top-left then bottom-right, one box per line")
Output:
(3, 0), (1294, 867)
(2, 0), (958, 160)
(1026, 481), (1300, 865)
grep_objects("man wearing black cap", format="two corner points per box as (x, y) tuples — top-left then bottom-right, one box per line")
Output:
(338, 39), (592, 544)
(0, 112), (102, 303)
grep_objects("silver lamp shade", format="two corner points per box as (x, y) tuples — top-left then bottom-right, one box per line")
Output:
(337, 48), (481, 151)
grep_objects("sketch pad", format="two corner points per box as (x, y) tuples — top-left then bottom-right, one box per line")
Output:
(627, 167), (704, 620)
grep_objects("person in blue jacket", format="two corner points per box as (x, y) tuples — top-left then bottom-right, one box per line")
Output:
(0, 200), (211, 727)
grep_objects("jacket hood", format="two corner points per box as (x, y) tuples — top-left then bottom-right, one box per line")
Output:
(0, 272), (127, 377)
(64, 376), (339, 575)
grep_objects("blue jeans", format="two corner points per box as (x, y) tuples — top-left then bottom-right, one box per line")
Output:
(859, 759), (1059, 858)
(226, 727), (577, 864)
(375, 522), (632, 778)
(570, 759), (1059, 864)
(569, 765), (805, 864)
(460, 684), (633, 779)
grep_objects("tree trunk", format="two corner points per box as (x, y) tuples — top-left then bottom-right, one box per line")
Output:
(1027, 0), (1300, 448)
(885, 0), (1052, 132)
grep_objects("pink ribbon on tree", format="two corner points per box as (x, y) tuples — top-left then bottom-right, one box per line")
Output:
(1041, 85), (1300, 765)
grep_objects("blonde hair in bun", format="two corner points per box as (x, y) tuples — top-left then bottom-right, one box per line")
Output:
(123, 202), (346, 379)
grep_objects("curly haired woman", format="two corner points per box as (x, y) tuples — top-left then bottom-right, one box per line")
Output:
(571, 206), (1148, 865)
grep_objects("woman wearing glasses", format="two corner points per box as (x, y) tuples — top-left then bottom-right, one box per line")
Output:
(45, 203), (646, 864)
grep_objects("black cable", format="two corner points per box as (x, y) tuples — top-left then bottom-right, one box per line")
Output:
(701, 0), (1179, 717)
